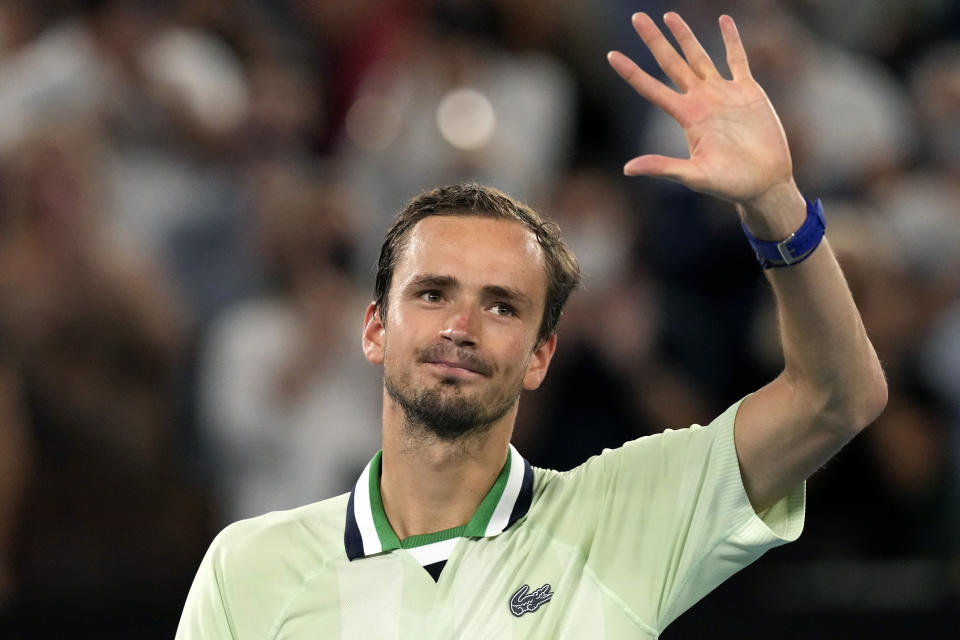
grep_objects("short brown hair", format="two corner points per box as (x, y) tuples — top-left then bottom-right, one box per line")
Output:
(375, 183), (580, 346)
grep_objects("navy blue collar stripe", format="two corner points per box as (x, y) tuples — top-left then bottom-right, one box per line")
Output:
(343, 488), (365, 561)
(506, 459), (534, 531)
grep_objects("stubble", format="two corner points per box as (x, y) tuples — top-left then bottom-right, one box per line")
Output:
(383, 343), (524, 444)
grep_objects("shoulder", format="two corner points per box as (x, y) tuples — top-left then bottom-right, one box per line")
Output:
(208, 493), (350, 578)
(177, 495), (351, 637)
(600, 398), (741, 468)
(530, 400), (742, 501)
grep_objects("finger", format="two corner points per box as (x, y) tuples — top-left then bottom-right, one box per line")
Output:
(663, 12), (720, 80)
(719, 14), (752, 80)
(631, 12), (698, 92)
(624, 154), (705, 188)
(607, 51), (682, 119)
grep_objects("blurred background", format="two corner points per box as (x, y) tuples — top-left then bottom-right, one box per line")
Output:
(0, 0), (957, 637)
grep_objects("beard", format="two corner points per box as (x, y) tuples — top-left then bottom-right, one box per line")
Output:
(383, 344), (524, 442)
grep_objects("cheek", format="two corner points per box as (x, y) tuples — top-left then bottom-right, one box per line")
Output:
(500, 336), (536, 375)
(381, 316), (426, 371)
(382, 332), (407, 366)
(387, 304), (430, 339)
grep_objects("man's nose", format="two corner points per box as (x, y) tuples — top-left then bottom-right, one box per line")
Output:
(440, 304), (479, 347)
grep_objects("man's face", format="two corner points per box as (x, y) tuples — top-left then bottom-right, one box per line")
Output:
(362, 215), (557, 441)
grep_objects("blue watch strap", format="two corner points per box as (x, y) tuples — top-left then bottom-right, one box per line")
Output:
(741, 198), (826, 270)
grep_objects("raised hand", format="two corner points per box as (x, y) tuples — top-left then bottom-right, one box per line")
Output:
(608, 12), (796, 209)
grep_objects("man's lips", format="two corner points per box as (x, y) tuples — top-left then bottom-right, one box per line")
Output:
(416, 345), (493, 377)
(425, 359), (486, 376)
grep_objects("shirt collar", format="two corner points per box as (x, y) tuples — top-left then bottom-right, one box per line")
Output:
(344, 444), (534, 562)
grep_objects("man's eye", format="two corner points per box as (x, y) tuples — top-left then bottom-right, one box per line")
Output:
(491, 303), (515, 317)
(420, 290), (443, 302)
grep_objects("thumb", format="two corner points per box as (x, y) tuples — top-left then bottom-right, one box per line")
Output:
(624, 155), (702, 186)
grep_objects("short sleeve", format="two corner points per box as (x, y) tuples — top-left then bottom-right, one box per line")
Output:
(175, 533), (237, 640)
(574, 399), (805, 632)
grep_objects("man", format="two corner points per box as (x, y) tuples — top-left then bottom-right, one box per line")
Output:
(177, 12), (886, 638)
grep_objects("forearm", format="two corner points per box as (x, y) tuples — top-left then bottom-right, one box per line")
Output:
(740, 183), (887, 433)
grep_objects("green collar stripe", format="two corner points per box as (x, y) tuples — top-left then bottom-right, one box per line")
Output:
(364, 448), (515, 551)
(400, 526), (466, 549)
(463, 448), (512, 537)
(367, 451), (401, 551)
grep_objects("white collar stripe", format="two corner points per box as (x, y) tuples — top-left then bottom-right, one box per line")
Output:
(484, 444), (526, 537)
(405, 538), (460, 567)
(353, 460), (382, 556)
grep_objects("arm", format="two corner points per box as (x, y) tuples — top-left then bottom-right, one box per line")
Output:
(608, 12), (887, 511)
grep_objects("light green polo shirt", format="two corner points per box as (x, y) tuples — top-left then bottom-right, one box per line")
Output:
(176, 400), (805, 639)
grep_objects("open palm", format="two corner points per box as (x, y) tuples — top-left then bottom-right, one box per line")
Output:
(609, 12), (794, 206)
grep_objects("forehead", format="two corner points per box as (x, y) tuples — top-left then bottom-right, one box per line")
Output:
(396, 215), (547, 299)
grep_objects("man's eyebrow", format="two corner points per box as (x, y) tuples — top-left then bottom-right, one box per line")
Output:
(406, 274), (459, 290)
(482, 285), (534, 309)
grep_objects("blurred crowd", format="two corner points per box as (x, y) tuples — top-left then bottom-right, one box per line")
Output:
(0, 0), (958, 636)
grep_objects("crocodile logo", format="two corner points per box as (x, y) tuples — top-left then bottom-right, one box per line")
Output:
(509, 583), (554, 617)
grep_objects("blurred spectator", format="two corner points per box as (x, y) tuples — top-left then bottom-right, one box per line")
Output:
(105, 5), (256, 325)
(903, 43), (960, 548)
(875, 42), (960, 285)
(864, 384), (957, 557)
(198, 164), (381, 523)
(339, 1), (576, 266)
(0, 120), (210, 625)
(787, 0), (957, 61)
(0, 355), (30, 610)
(0, 2), (105, 153)
(241, 52), (323, 162)
(293, 0), (417, 153)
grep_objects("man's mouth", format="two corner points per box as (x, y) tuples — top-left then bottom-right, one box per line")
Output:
(425, 361), (484, 378)
(417, 345), (493, 377)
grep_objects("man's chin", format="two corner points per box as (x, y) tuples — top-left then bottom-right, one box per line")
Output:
(385, 371), (519, 442)
(423, 419), (493, 443)
(391, 390), (493, 440)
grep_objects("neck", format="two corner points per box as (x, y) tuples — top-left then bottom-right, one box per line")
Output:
(379, 390), (516, 540)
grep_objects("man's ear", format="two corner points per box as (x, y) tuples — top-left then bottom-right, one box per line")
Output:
(362, 302), (385, 365)
(522, 333), (557, 390)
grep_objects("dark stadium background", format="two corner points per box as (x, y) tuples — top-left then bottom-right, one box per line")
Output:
(0, 0), (957, 637)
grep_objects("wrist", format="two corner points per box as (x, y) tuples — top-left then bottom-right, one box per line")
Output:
(741, 196), (826, 270)
(736, 180), (805, 241)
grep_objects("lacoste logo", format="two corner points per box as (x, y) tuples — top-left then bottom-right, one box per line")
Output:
(509, 583), (554, 617)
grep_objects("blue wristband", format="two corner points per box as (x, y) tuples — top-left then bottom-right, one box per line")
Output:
(741, 198), (826, 270)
